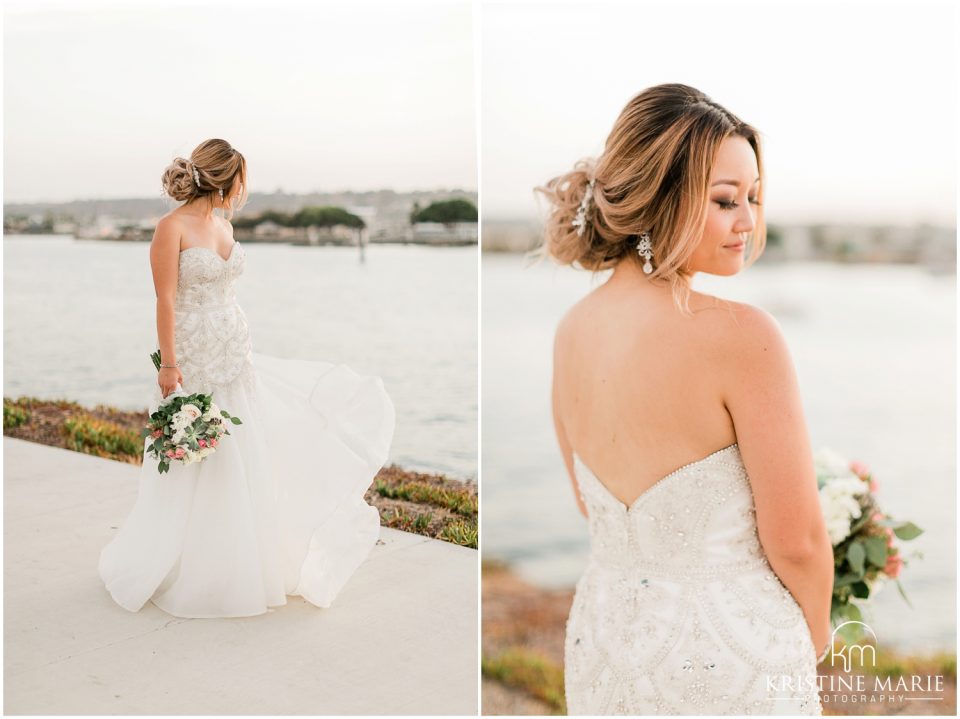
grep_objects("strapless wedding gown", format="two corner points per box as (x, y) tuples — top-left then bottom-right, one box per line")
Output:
(99, 241), (395, 618)
(564, 443), (822, 715)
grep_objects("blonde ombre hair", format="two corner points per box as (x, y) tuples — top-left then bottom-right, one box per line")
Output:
(161, 138), (249, 221)
(534, 83), (767, 316)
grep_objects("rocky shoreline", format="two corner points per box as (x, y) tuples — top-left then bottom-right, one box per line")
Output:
(3, 396), (477, 549)
(481, 559), (956, 716)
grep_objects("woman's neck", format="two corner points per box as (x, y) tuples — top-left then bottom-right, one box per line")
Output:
(179, 200), (219, 220)
(608, 256), (691, 295)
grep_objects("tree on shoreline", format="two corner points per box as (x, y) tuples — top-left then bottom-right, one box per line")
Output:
(231, 205), (364, 230)
(410, 198), (477, 224)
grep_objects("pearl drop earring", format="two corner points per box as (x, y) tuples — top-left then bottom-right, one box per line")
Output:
(637, 231), (654, 274)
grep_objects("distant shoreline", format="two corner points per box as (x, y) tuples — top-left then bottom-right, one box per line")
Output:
(3, 395), (478, 549)
(4, 232), (477, 248)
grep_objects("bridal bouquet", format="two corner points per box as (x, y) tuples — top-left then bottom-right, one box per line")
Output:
(143, 350), (242, 473)
(815, 447), (923, 639)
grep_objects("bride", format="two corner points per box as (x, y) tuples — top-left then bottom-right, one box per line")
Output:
(99, 138), (396, 618)
(538, 85), (834, 714)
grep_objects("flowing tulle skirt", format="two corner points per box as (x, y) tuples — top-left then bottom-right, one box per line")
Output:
(99, 351), (395, 618)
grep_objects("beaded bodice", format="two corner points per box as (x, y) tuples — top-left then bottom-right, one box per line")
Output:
(157, 243), (254, 400)
(176, 243), (243, 308)
(563, 443), (822, 715)
(574, 444), (770, 578)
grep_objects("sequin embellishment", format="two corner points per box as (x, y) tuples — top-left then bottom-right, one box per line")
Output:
(563, 445), (823, 715)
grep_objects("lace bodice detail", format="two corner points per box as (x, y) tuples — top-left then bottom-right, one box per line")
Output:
(564, 443), (822, 715)
(157, 244), (254, 400)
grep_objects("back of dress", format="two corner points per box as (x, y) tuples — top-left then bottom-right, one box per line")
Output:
(563, 443), (822, 715)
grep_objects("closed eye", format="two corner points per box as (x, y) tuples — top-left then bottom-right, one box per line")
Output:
(717, 198), (762, 211)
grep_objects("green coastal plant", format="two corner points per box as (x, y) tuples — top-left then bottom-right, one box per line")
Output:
(64, 414), (142, 461)
(482, 648), (566, 714)
(439, 519), (477, 548)
(374, 478), (477, 516)
(4, 400), (30, 429)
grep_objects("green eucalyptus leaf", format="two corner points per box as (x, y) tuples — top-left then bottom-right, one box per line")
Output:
(893, 522), (923, 541)
(864, 536), (888, 568)
(847, 541), (866, 577)
(834, 572), (861, 588)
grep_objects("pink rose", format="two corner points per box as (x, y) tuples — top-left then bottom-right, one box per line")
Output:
(152, 429), (162, 438)
(175, 447), (185, 457)
(872, 511), (883, 522)
(210, 439), (217, 447)
(869, 478), (879, 492)
(850, 460), (870, 478)
(884, 553), (903, 578)
(166, 450), (175, 457)
(198, 439), (206, 447)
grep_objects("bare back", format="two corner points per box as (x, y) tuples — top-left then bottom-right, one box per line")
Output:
(552, 278), (746, 509)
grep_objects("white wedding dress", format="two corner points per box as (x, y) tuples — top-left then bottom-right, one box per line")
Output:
(564, 443), (822, 715)
(99, 241), (395, 618)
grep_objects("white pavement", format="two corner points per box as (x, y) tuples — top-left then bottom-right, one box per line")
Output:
(3, 437), (478, 715)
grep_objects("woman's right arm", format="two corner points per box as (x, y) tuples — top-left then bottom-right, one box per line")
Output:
(721, 304), (834, 662)
(150, 217), (183, 396)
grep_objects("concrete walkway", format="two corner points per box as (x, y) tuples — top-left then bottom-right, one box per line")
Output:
(3, 437), (478, 715)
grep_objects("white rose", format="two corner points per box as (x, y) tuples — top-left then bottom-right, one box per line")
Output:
(181, 450), (199, 465)
(813, 447), (858, 480)
(181, 404), (202, 422)
(825, 517), (851, 545)
(818, 477), (868, 545)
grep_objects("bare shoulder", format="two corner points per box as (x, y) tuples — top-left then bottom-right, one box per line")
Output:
(154, 212), (187, 244)
(690, 291), (779, 338)
(554, 292), (594, 353)
(715, 300), (785, 350)
(152, 213), (183, 246)
(707, 299), (795, 389)
(157, 209), (185, 225)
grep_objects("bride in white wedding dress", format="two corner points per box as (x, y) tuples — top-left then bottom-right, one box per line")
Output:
(538, 85), (834, 714)
(99, 139), (395, 618)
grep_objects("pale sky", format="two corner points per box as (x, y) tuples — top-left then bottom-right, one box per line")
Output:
(482, 0), (958, 225)
(3, 0), (477, 203)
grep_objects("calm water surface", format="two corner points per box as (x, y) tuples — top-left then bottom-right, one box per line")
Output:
(4, 236), (477, 479)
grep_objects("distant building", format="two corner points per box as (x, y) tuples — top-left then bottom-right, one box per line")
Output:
(253, 221), (300, 240)
(305, 224), (355, 244)
(411, 221), (478, 245)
